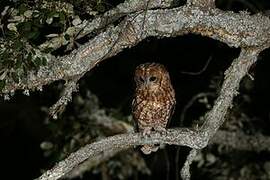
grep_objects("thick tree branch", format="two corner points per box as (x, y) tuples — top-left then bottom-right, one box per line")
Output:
(39, 0), (174, 51)
(2, 4), (269, 118)
(64, 147), (121, 179)
(187, 0), (215, 8)
(37, 128), (270, 180)
(2, 6), (270, 94)
(37, 128), (205, 180)
(62, 130), (270, 179)
(200, 48), (259, 140)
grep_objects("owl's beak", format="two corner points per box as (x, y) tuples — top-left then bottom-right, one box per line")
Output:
(143, 79), (150, 87)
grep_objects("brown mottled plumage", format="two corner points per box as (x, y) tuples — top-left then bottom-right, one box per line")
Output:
(132, 63), (176, 154)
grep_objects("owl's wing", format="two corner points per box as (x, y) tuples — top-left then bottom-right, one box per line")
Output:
(131, 98), (139, 132)
(166, 100), (176, 128)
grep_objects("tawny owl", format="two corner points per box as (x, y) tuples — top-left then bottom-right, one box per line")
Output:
(132, 63), (176, 154)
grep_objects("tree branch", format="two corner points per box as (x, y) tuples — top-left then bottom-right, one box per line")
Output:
(2, 3), (269, 119)
(49, 79), (78, 118)
(187, 0), (215, 8)
(39, 0), (174, 51)
(200, 48), (259, 140)
(37, 128), (270, 180)
(3, 5), (270, 94)
(181, 149), (198, 180)
(36, 128), (205, 180)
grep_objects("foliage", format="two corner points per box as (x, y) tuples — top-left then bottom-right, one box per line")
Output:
(0, 0), (109, 91)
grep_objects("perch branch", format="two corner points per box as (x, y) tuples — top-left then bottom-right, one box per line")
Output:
(37, 128), (270, 180)
(36, 128), (205, 180)
(64, 147), (121, 179)
(69, 107), (270, 179)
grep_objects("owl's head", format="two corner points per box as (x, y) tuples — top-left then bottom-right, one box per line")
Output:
(134, 63), (171, 90)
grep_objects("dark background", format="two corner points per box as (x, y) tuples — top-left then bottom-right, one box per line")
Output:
(0, 0), (270, 179)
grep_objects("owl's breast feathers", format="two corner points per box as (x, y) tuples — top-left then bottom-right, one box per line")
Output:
(132, 88), (175, 125)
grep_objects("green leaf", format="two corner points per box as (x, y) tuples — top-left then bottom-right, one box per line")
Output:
(18, 4), (27, 14)
(34, 57), (42, 67)
(47, 11), (58, 18)
(0, 80), (6, 91)
(96, 4), (106, 13)
(64, 34), (70, 40)
(31, 49), (36, 56)
(59, 12), (66, 23)
(26, 52), (32, 62)
(5, 30), (17, 39)
(17, 21), (32, 32)
(33, 18), (43, 27)
(0, 51), (9, 61)
(26, 31), (40, 40)
(14, 40), (23, 50)
(41, 57), (47, 66)
(11, 72), (20, 83)
(15, 55), (23, 69)
(32, 11), (40, 18)
(43, 48), (54, 53)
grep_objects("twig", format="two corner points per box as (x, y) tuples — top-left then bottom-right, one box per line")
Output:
(181, 56), (213, 75)
(180, 149), (198, 180)
(49, 79), (78, 119)
(179, 92), (216, 125)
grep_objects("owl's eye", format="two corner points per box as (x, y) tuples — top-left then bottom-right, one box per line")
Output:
(139, 77), (144, 82)
(149, 76), (157, 82)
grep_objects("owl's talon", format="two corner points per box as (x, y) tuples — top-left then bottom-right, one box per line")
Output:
(154, 126), (166, 135)
(142, 127), (152, 136)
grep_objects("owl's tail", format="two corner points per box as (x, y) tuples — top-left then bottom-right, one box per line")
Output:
(141, 145), (159, 154)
